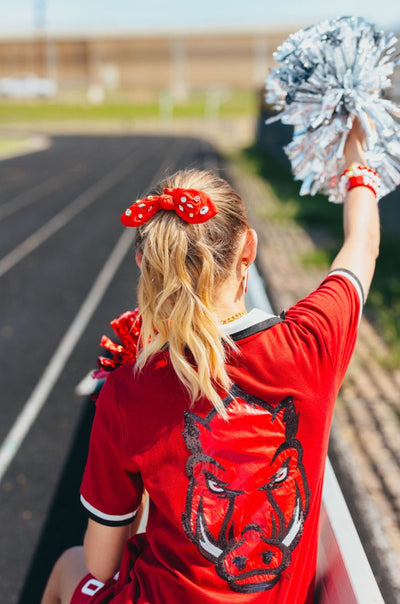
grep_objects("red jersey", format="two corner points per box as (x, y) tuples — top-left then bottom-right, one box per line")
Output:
(79, 270), (363, 604)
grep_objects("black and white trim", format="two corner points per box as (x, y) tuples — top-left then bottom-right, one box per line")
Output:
(230, 316), (284, 341)
(221, 308), (282, 341)
(328, 269), (365, 306)
(328, 269), (364, 324)
(80, 495), (138, 527)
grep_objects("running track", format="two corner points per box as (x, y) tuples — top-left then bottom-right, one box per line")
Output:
(0, 135), (221, 603)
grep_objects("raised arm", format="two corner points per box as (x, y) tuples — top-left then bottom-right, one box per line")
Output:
(329, 120), (380, 300)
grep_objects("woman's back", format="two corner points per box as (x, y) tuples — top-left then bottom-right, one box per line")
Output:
(80, 270), (361, 603)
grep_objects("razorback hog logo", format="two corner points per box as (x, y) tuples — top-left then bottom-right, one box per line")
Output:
(182, 384), (310, 593)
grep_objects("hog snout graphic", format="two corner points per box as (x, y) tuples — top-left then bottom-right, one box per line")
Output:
(219, 530), (290, 590)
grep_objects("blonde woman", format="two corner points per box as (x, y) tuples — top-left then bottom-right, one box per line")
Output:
(42, 121), (379, 604)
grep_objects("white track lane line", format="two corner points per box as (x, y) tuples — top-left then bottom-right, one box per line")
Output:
(0, 154), (137, 279)
(0, 167), (79, 222)
(0, 141), (184, 483)
(0, 228), (134, 483)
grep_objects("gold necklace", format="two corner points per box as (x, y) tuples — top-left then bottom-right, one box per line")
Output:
(221, 310), (247, 325)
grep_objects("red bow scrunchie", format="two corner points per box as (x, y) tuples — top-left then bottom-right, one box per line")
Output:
(121, 187), (218, 226)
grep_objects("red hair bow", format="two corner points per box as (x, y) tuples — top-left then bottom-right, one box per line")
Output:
(121, 187), (218, 227)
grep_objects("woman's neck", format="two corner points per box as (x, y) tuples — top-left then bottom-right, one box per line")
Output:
(213, 285), (247, 324)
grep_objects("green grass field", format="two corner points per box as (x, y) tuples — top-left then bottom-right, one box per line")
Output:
(0, 91), (257, 123)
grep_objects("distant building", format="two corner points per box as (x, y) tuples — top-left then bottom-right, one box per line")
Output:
(0, 29), (291, 101)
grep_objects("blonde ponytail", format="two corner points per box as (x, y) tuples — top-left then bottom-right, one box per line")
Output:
(135, 169), (250, 416)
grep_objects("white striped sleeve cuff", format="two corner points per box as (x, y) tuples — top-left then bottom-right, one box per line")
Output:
(328, 268), (364, 325)
(80, 494), (138, 526)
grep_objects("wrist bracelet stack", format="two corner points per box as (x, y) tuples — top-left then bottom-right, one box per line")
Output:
(339, 164), (381, 200)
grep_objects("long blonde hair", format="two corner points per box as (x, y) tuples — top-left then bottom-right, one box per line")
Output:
(135, 169), (250, 415)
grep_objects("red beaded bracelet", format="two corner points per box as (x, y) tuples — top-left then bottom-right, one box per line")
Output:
(347, 175), (378, 197)
(339, 164), (381, 200)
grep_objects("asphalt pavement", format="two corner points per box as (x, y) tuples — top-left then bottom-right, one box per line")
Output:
(0, 134), (221, 603)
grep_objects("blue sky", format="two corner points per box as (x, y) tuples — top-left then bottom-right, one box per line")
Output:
(1, 0), (399, 34)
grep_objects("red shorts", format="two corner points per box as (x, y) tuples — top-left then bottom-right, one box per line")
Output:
(71, 573), (117, 604)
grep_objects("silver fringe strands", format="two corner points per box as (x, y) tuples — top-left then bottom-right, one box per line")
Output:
(266, 16), (400, 202)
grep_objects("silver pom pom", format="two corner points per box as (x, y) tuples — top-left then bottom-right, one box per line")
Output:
(266, 16), (400, 202)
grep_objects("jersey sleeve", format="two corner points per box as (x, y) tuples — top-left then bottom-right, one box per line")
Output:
(80, 374), (143, 526)
(284, 269), (363, 392)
